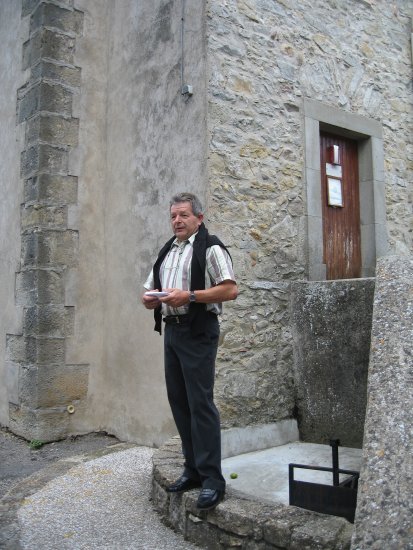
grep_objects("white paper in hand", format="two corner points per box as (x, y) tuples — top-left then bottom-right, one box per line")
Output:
(144, 291), (169, 297)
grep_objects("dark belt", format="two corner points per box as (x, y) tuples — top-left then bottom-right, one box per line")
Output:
(163, 314), (190, 325)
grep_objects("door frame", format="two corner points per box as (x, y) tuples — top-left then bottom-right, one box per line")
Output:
(303, 99), (388, 281)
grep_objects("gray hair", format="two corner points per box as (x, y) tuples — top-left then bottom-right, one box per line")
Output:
(170, 192), (203, 216)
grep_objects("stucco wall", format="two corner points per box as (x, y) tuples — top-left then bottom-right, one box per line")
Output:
(0, 1), (26, 425)
(67, 0), (208, 444)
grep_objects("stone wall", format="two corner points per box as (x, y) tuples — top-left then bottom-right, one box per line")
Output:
(207, 0), (412, 428)
(291, 279), (375, 448)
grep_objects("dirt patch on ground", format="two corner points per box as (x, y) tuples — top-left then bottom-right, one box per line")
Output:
(0, 426), (120, 499)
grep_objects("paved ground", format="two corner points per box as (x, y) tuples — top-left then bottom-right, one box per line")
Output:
(0, 427), (198, 549)
(222, 441), (362, 505)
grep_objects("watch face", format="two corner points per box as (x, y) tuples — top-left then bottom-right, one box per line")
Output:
(189, 292), (196, 302)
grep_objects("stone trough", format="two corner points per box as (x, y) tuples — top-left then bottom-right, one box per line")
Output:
(152, 420), (359, 549)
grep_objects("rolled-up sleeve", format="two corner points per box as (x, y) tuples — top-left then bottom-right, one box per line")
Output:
(206, 245), (236, 286)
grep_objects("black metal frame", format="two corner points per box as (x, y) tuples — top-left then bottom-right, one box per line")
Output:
(288, 440), (359, 523)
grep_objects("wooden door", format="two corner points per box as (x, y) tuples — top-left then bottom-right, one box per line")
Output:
(320, 133), (361, 280)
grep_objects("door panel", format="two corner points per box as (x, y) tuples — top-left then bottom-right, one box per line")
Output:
(320, 133), (361, 280)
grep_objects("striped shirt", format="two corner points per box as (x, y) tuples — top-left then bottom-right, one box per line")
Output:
(144, 232), (235, 317)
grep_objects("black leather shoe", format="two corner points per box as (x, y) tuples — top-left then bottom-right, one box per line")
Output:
(166, 475), (202, 493)
(196, 488), (224, 510)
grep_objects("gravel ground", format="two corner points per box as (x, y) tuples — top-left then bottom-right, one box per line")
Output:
(1, 429), (199, 549)
(17, 447), (198, 549)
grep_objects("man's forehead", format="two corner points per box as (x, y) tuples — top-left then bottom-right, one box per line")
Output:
(170, 202), (193, 213)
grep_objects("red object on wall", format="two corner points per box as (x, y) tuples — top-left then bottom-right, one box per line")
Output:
(327, 144), (340, 165)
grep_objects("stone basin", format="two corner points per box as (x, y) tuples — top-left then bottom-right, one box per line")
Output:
(151, 420), (359, 549)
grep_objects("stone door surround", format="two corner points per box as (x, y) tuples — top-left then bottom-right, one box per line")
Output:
(303, 99), (388, 280)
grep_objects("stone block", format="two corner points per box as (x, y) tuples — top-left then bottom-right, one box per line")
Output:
(8, 403), (70, 442)
(17, 81), (74, 122)
(290, 516), (352, 550)
(39, 81), (73, 115)
(6, 334), (35, 364)
(16, 268), (65, 306)
(17, 81), (76, 123)
(291, 279), (375, 447)
(34, 337), (66, 365)
(263, 507), (318, 548)
(21, 205), (67, 231)
(6, 334), (65, 366)
(21, 230), (79, 268)
(23, 29), (75, 69)
(37, 268), (65, 304)
(21, 232), (38, 267)
(17, 83), (40, 122)
(24, 305), (66, 337)
(24, 174), (78, 205)
(21, 144), (68, 178)
(30, 3), (83, 35)
(20, 145), (39, 176)
(26, 114), (79, 147)
(19, 363), (89, 408)
(16, 270), (37, 307)
(31, 61), (81, 88)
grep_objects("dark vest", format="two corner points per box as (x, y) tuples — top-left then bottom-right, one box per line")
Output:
(152, 223), (230, 336)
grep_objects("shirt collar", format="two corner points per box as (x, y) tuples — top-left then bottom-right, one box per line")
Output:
(172, 231), (198, 247)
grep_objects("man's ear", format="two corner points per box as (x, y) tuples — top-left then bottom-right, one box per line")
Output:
(197, 214), (204, 225)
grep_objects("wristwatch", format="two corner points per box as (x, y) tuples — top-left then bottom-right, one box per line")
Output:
(189, 291), (196, 303)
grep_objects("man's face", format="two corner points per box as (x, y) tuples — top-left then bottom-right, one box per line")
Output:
(170, 202), (203, 241)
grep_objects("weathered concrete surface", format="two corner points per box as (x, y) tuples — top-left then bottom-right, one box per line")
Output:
(351, 256), (413, 550)
(291, 279), (375, 447)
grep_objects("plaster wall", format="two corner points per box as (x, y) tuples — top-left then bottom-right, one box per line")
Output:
(0, 1), (26, 425)
(67, 0), (208, 444)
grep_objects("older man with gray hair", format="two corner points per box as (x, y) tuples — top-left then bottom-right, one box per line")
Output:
(142, 192), (237, 510)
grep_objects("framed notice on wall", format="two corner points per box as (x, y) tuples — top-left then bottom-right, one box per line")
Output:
(327, 177), (343, 207)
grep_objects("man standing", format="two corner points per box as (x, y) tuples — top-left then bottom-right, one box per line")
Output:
(142, 192), (237, 510)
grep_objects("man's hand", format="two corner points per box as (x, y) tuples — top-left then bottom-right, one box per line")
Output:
(141, 290), (161, 310)
(160, 288), (189, 308)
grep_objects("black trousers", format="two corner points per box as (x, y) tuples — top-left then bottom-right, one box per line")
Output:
(164, 314), (225, 491)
